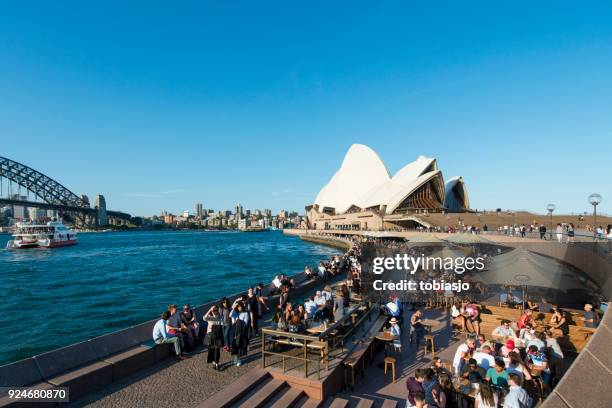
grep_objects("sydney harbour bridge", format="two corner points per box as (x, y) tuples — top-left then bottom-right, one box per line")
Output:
(0, 156), (131, 227)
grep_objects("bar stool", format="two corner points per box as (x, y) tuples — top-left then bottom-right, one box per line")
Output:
(384, 356), (396, 383)
(424, 335), (435, 356)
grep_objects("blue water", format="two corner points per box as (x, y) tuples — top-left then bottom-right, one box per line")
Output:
(0, 230), (340, 365)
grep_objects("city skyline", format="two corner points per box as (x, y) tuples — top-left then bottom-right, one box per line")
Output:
(1, 2), (611, 216)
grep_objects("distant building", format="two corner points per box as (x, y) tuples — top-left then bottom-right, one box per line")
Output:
(195, 202), (203, 218)
(94, 194), (108, 227)
(182, 210), (190, 219)
(28, 207), (47, 221)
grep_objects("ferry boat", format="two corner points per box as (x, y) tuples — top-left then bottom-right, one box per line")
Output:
(6, 221), (77, 249)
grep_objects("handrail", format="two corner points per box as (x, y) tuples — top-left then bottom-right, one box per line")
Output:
(261, 328), (328, 379)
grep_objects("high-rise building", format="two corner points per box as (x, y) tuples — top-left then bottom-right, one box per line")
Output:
(94, 194), (108, 227)
(235, 203), (244, 220)
(195, 203), (203, 218)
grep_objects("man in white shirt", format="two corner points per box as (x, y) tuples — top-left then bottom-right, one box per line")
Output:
(152, 311), (185, 359)
(453, 338), (476, 376)
(314, 290), (326, 306)
(472, 346), (496, 370)
(304, 296), (317, 318)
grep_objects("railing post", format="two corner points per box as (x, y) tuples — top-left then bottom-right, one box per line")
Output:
(304, 340), (308, 377)
(261, 330), (266, 368)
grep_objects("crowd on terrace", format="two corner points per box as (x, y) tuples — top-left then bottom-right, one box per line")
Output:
(151, 236), (365, 369)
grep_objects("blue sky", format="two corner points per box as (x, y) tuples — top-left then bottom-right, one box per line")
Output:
(1, 1), (611, 216)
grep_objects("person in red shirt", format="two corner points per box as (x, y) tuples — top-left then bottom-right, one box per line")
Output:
(517, 309), (533, 329)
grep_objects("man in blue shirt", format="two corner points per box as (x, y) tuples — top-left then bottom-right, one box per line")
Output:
(504, 373), (532, 408)
(152, 311), (186, 360)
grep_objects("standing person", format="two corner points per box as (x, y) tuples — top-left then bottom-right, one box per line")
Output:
(203, 305), (224, 369)
(582, 303), (598, 328)
(279, 285), (290, 311)
(421, 369), (442, 408)
(409, 309), (426, 347)
(333, 288), (346, 322)
(453, 337), (476, 376)
(152, 311), (187, 360)
(567, 223), (575, 243)
(475, 381), (498, 408)
(230, 302), (249, 366)
(539, 224), (546, 239)
(406, 370), (425, 408)
(246, 287), (260, 337)
(504, 373), (532, 408)
(555, 223), (563, 243)
(219, 298), (232, 352)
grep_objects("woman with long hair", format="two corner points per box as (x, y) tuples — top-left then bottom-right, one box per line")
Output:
(475, 380), (498, 408)
(203, 304), (224, 370)
(549, 307), (568, 337)
(230, 301), (249, 366)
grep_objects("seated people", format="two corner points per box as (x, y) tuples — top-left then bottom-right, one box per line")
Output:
(305, 265), (317, 279)
(524, 344), (550, 384)
(475, 381), (499, 408)
(387, 317), (401, 351)
(549, 307), (569, 337)
(492, 320), (516, 339)
(152, 310), (187, 360)
(507, 351), (532, 384)
(451, 301), (466, 332)
(500, 339), (519, 364)
(287, 312), (304, 333)
(463, 302), (480, 335)
(517, 309), (533, 330)
(431, 357), (452, 378)
(486, 358), (509, 388)
(167, 304), (193, 351)
(477, 334), (496, 352)
(472, 345), (496, 370)
(461, 358), (486, 381)
(314, 290), (326, 306)
(526, 331), (546, 351)
(544, 330), (564, 360)
(180, 304), (200, 345)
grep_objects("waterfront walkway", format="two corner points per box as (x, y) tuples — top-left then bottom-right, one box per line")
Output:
(72, 318), (272, 408)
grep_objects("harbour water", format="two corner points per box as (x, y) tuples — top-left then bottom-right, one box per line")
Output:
(0, 230), (341, 365)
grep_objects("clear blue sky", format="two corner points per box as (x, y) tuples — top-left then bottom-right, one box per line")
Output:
(1, 1), (611, 216)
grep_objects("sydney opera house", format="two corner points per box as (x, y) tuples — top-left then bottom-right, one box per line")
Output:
(305, 144), (470, 231)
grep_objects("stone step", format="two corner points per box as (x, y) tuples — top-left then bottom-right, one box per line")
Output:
(199, 368), (270, 408)
(327, 397), (350, 408)
(239, 378), (287, 408)
(295, 395), (324, 408)
(267, 387), (304, 408)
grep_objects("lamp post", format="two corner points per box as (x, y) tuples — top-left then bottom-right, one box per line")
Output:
(546, 204), (556, 240)
(588, 194), (602, 239)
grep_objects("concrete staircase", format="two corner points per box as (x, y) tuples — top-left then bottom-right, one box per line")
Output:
(199, 368), (399, 408)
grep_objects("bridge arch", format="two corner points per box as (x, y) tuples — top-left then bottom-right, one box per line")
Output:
(0, 156), (88, 207)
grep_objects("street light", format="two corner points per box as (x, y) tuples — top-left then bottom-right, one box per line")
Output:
(588, 194), (602, 239)
(546, 204), (556, 240)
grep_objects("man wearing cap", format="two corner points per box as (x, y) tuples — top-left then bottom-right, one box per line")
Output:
(387, 317), (402, 351)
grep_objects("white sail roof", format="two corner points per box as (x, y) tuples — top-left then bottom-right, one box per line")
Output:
(313, 145), (469, 214)
(314, 144), (390, 214)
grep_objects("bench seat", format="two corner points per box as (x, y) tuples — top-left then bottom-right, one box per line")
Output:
(46, 361), (112, 400)
(102, 345), (155, 381)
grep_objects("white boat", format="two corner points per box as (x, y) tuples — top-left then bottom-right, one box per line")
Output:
(6, 221), (78, 250)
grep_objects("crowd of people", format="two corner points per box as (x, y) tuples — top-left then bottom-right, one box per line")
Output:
(151, 237), (364, 369)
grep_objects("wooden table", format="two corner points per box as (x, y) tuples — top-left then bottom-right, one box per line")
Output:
(306, 324), (326, 334)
